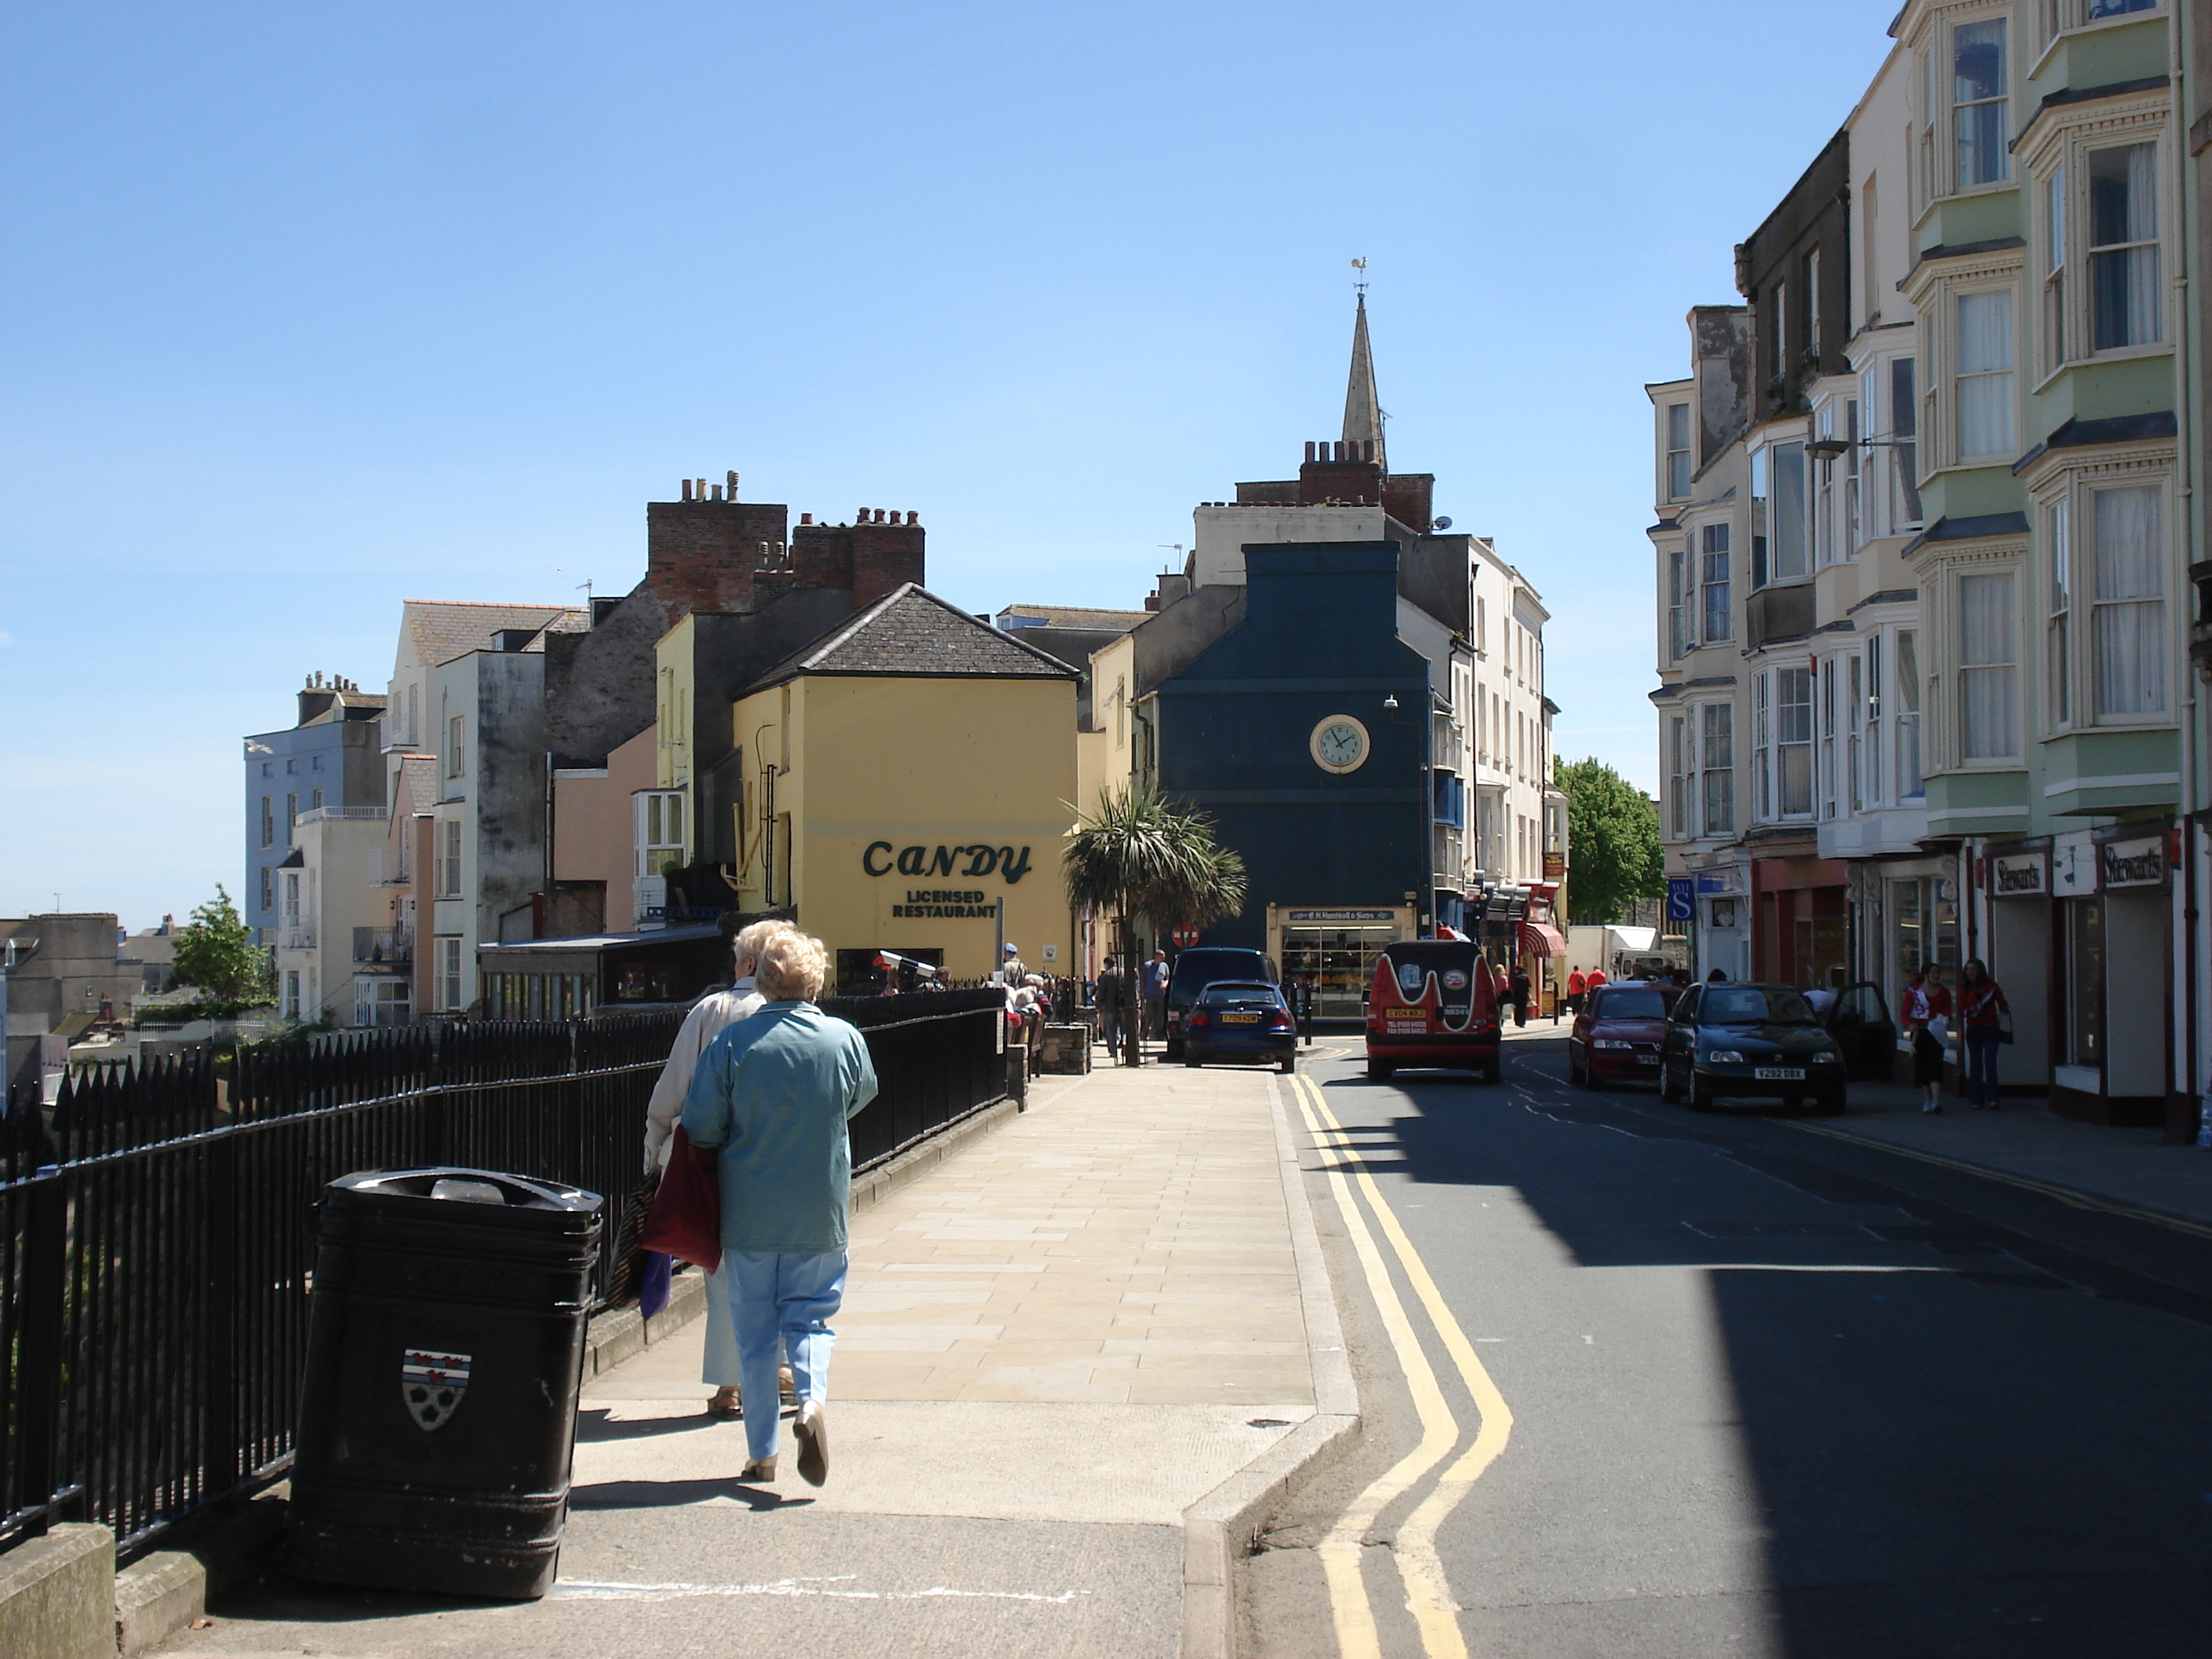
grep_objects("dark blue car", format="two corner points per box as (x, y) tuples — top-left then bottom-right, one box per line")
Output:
(1182, 981), (1297, 1073)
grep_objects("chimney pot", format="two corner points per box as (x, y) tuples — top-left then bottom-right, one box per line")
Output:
(1305, 441), (1315, 463)
(682, 478), (694, 500)
(906, 510), (917, 525)
(711, 483), (723, 501)
(800, 511), (814, 526)
(726, 468), (739, 500)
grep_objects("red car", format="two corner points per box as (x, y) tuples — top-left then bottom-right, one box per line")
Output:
(1566, 981), (1675, 1088)
(1364, 940), (1501, 1083)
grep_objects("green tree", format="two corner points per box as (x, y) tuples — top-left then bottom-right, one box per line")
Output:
(169, 884), (274, 1015)
(1061, 781), (1247, 1064)
(1555, 757), (1664, 925)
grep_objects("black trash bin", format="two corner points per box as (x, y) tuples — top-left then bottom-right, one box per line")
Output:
(287, 1167), (604, 1600)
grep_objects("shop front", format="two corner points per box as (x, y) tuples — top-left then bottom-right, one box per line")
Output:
(1690, 860), (1749, 982)
(1270, 904), (1414, 1020)
(1750, 854), (1849, 988)
(2043, 826), (2173, 1126)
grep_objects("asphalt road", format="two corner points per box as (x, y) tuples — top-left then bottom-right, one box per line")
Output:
(1244, 1030), (2212, 1659)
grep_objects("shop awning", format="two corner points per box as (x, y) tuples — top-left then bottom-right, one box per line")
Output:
(1518, 921), (1567, 958)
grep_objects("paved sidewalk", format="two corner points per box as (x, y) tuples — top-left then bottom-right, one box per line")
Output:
(164, 1060), (1328, 1659)
(1490, 1018), (2212, 1235)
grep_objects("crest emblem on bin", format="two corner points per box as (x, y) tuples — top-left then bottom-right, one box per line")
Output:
(401, 1349), (472, 1431)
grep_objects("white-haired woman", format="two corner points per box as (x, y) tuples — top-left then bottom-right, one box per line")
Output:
(683, 929), (877, 1487)
(644, 917), (792, 1418)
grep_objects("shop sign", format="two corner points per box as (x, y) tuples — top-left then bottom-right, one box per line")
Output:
(1693, 869), (1745, 895)
(1285, 909), (1397, 924)
(862, 842), (1033, 883)
(1990, 853), (2047, 899)
(891, 888), (996, 918)
(1666, 880), (1695, 924)
(1542, 851), (1564, 880)
(2100, 836), (2166, 892)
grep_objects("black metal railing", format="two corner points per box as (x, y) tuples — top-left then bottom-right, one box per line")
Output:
(2, 991), (1004, 1559)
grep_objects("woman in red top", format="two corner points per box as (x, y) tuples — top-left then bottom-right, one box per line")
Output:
(1956, 958), (2009, 1111)
(1899, 965), (1953, 1113)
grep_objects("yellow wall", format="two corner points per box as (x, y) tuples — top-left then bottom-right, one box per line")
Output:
(728, 672), (1079, 981)
(653, 614), (700, 817)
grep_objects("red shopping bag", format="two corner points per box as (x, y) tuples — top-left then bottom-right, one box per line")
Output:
(640, 1126), (723, 1273)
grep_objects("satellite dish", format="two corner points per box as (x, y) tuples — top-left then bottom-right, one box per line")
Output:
(1432, 516), (1453, 530)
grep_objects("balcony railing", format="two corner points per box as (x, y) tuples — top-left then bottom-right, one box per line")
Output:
(353, 927), (412, 968)
(281, 928), (317, 951)
(295, 806), (388, 826)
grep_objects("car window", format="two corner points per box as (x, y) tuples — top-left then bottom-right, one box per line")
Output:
(1595, 988), (1670, 1020)
(1701, 986), (1818, 1025)
(1199, 983), (1280, 1009)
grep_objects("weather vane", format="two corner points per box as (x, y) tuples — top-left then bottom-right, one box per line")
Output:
(1351, 255), (1368, 297)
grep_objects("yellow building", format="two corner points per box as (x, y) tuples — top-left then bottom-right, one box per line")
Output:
(724, 584), (1081, 991)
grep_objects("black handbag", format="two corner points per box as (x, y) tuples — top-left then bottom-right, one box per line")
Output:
(1995, 1009), (2015, 1046)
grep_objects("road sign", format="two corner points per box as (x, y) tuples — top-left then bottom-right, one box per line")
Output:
(1171, 925), (1199, 948)
(1666, 879), (1695, 925)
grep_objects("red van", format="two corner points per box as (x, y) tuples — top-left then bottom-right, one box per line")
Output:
(1364, 940), (1502, 1083)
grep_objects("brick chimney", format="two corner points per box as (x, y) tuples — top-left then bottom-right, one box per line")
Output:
(644, 493), (791, 623)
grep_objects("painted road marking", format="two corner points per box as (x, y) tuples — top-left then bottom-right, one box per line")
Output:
(1294, 1071), (1517, 1659)
(550, 1577), (1090, 1602)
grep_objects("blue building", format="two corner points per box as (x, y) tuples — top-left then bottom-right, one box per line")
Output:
(244, 675), (387, 945)
(1090, 296), (1559, 1016)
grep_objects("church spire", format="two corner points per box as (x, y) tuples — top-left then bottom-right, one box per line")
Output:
(1341, 290), (1384, 471)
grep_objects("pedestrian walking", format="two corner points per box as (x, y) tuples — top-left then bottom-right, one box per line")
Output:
(1508, 967), (1532, 1028)
(1901, 965), (1952, 1114)
(1141, 948), (1170, 1043)
(1566, 967), (1587, 1016)
(643, 918), (793, 1420)
(1093, 960), (1127, 1058)
(1957, 958), (2009, 1111)
(1585, 966), (1610, 992)
(682, 930), (879, 1487)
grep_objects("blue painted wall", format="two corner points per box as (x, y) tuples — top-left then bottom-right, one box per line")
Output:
(1157, 542), (1433, 951)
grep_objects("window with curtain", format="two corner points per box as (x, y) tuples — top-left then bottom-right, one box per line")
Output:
(2048, 496), (2072, 727)
(1668, 549), (1690, 659)
(1778, 667), (1814, 816)
(1753, 676), (1772, 820)
(1890, 358), (1921, 524)
(2089, 144), (2159, 350)
(2044, 167), (2066, 368)
(1701, 524), (1732, 641)
(1844, 398), (1861, 553)
(1953, 19), (2008, 189)
(1958, 571), (2019, 759)
(1897, 630), (1925, 797)
(1771, 442), (1809, 579)
(1864, 634), (1884, 809)
(1957, 290), (2015, 458)
(2091, 485), (2164, 717)
(1818, 661), (1839, 819)
(1702, 703), (1734, 836)
(1665, 404), (1691, 500)
(1668, 716), (1690, 839)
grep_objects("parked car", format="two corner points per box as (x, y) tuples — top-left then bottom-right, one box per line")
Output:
(1164, 947), (1279, 1060)
(1658, 981), (1848, 1113)
(1182, 981), (1298, 1072)
(1364, 939), (1500, 1083)
(1566, 982), (1674, 1089)
(1819, 981), (1899, 1079)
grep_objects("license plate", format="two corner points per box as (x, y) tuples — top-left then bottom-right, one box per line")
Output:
(1637, 1054), (1659, 1065)
(1221, 1013), (1260, 1024)
(1383, 1008), (1423, 1020)
(1755, 1067), (1805, 1081)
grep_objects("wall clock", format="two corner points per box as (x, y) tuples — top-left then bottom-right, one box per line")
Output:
(1310, 714), (1370, 775)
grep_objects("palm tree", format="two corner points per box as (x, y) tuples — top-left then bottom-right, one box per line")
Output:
(1063, 782), (1247, 1064)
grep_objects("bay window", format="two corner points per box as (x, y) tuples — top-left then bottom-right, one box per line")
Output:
(2048, 496), (2072, 728)
(1701, 702), (1734, 836)
(1668, 548), (1690, 660)
(1890, 357), (1921, 525)
(1957, 289), (2015, 459)
(1864, 633), (1884, 809)
(2088, 144), (2159, 351)
(1818, 661), (1840, 819)
(1896, 629), (1925, 797)
(1953, 19), (2009, 189)
(2090, 485), (2164, 717)
(1846, 654), (1863, 813)
(1957, 571), (2019, 760)
(1701, 524), (1732, 642)
(2043, 167), (2066, 368)
(1843, 398), (1861, 553)
(1665, 403), (1691, 500)
(1668, 715), (1690, 840)
(1753, 676), (1771, 820)
(1778, 667), (1814, 817)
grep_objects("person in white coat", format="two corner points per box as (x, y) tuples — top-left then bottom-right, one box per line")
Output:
(643, 917), (793, 1418)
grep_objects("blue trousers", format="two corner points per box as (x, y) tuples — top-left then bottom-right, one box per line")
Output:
(724, 1250), (846, 1461)
(1963, 1025), (2002, 1108)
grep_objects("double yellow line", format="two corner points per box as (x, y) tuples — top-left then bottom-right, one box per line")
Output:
(1288, 1073), (1514, 1659)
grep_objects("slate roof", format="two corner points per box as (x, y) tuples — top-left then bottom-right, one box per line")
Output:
(994, 603), (1151, 632)
(395, 754), (441, 815)
(403, 600), (588, 669)
(745, 584), (1080, 693)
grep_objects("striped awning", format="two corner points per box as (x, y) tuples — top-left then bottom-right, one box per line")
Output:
(1518, 921), (1567, 958)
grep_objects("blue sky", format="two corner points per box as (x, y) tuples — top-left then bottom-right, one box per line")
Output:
(0, 1), (1901, 928)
